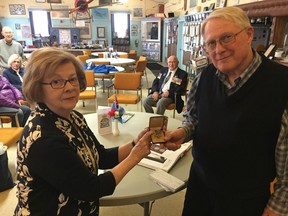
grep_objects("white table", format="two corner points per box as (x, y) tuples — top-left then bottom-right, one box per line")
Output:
(84, 112), (192, 216)
(86, 58), (135, 66)
(91, 51), (127, 57)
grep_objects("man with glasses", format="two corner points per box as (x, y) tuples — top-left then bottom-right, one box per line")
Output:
(164, 7), (288, 216)
(0, 26), (24, 75)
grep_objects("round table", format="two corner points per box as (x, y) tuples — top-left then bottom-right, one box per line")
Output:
(91, 52), (127, 57)
(84, 112), (192, 216)
(86, 58), (135, 66)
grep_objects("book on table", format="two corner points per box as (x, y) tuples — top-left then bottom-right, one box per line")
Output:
(138, 141), (192, 172)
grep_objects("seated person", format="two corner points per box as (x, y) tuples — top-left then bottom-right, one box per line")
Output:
(143, 55), (188, 115)
(3, 54), (24, 93)
(0, 75), (30, 126)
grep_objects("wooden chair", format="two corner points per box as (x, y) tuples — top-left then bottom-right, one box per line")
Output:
(92, 61), (114, 93)
(128, 50), (137, 60)
(82, 50), (92, 57)
(118, 54), (129, 58)
(107, 72), (142, 111)
(79, 70), (97, 107)
(76, 55), (89, 66)
(0, 110), (23, 148)
(127, 59), (148, 87)
(0, 101), (31, 127)
(148, 80), (189, 118)
(166, 90), (188, 118)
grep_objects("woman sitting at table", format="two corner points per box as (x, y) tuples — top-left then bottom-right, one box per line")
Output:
(15, 47), (153, 215)
(3, 54), (24, 93)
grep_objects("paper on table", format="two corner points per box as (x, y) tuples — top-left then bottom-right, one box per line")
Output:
(97, 107), (112, 135)
(138, 141), (192, 172)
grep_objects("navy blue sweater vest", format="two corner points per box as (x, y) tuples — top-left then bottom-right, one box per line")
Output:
(193, 56), (288, 195)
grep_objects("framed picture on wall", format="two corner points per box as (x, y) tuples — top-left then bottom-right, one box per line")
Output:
(97, 27), (105, 38)
(80, 22), (92, 39)
(9, 4), (26, 15)
(47, 0), (62, 3)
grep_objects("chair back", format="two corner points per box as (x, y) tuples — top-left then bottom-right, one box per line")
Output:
(129, 50), (137, 54)
(128, 53), (137, 60)
(76, 55), (89, 65)
(135, 60), (148, 74)
(139, 56), (147, 61)
(83, 50), (92, 56)
(118, 54), (129, 58)
(79, 70), (96, 107)
(84, 70), (96, 87)
(93, 61), (110, 65)
(114, 72), (142, 90)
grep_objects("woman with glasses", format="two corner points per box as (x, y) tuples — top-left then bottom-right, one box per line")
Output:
(164, 7), (288, 216)
(3, 54), (24, 93)
(15, 47), (153, 215)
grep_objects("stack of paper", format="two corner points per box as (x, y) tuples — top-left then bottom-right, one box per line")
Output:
(138, 141), (192, 172)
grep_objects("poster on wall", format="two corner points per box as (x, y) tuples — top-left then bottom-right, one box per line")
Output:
(190, 0), (196, 8)
(79, 22), (91, 39)
(21, 25), (31, 39)
(92, 8), (109, 19)
(133, 8), (143, 18)
(51, 5), (69, 18)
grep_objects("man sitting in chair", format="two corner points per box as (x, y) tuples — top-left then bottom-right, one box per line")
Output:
(143, 55), (188, 115)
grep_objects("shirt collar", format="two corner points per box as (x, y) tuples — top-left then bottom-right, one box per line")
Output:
(216, 49), (262, 93)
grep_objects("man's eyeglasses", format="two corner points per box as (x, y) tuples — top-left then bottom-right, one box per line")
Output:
(202, 28), (247, 53)
(41, 77), (79, 89)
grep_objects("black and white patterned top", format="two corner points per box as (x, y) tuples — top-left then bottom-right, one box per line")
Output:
(14, 103), (118, 215)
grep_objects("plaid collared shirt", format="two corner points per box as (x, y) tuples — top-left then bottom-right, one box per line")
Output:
(181, 51), (288, 215)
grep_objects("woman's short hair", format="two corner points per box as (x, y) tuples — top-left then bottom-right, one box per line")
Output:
(201, 7), (251, 35)
(8, 54), (22, 66)
(23, 47), (86, 103)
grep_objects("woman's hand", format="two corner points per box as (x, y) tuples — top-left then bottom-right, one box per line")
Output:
(130, 130), (154, 163)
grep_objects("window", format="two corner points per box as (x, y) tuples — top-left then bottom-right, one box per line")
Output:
(111, 12), (130, 45)
(29, 10), (51, 37)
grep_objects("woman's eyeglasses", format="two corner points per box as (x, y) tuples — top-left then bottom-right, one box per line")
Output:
(202, 28), (247, 53)
(41, 77), (79, 89)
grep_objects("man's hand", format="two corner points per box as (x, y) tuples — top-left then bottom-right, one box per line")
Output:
(152, 92), (159, 101)
(161, 90), (169, 98)
(164, 128), (186, 151)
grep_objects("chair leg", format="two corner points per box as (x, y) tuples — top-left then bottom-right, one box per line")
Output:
(102, 77), (105, 93)
(82, 101), (85, 107)
(173, 108), (175, 118)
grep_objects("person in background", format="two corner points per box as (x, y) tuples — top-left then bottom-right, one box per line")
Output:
(3, 54), (24, 93)
(0, 75), (30, 127)
(150, 22), (158, 40)
(164, 7), (288, 216)
(15, 47), (153, 215)
(0, 26), (24, 74)
(143, 55), (188, 115)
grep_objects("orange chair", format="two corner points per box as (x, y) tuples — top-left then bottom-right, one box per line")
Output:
(79, 71), (97, 107)
(127, 59), (148, 87)
(76, 55), (89, 66)
(107, 72), (142, 111)
(0, 110), (23, 148)
(82, 50), (92, 57)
